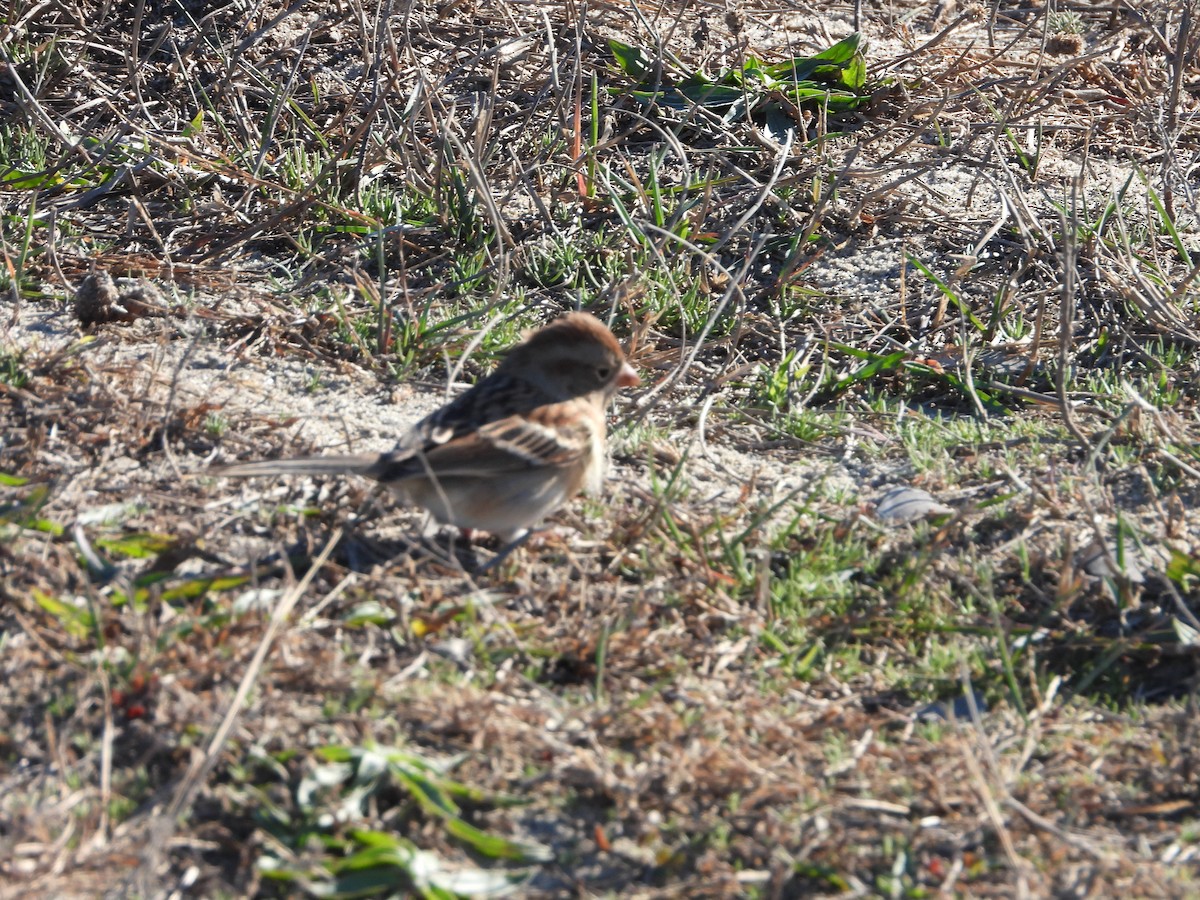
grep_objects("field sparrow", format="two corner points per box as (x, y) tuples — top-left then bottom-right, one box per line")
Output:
(217, 312), (640, 540)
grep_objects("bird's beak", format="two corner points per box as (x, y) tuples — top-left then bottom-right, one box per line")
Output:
(616, 361), (641, 388)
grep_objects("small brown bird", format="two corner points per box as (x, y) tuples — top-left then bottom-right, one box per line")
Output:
(217, 312), (640, 540)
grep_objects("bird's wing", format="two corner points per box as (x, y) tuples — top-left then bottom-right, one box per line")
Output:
(367, 404), (593, 481)
(401, 372), (539, 448)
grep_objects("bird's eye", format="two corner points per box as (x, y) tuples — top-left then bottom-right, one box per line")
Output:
(596, 366), (611, 379)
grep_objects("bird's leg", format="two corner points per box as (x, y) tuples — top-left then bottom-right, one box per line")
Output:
(349, 483), (388, 526)
(475, 528), (536, 574)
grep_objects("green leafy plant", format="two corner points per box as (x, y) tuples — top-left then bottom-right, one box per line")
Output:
(610, 32), (870, 117)
(259, 743), (550, 898)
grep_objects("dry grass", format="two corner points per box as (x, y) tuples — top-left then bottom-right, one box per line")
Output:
(3, 0), (1200, 896)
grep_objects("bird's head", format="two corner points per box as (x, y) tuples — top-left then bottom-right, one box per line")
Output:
(501, 312), (640, 402)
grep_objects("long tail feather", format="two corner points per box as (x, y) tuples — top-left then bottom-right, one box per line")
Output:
(215, 454), (382, 478)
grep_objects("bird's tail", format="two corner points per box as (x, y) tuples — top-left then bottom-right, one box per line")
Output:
(214, 454), (383, 479)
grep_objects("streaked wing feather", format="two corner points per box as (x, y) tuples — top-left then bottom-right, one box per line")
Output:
(369, 372), (567, 480)
(479, 415), (589, 467)
(402, 413), (588, 479)
(399, 372), (539, 451)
